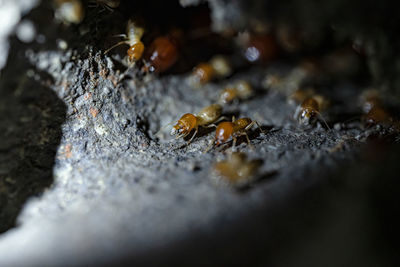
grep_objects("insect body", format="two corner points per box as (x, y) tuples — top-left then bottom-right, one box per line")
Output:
(54, 0), (84, 24)
(295, 96), (329, 128)
(105, 20), (145, 63)
(169, 104), (223, 144)
(206, 117), (264, 152)
(213, 152), (262, 187)
(189, 55), (232, 86)
(219, 80), (253, 104)
(143, 35), (179, 73)
(364, 107), (391, 125)
(358, 89), (393, 126)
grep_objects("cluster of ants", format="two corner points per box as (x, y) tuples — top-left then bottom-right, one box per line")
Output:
(51, 0), (279, 186)
(53, 0), (399, 187)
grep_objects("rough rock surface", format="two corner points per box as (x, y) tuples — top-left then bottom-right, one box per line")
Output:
(0, 1), (399, 266)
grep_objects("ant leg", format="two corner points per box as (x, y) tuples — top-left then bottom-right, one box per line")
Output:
(175, 134), (184, 139)
(203, 140), (215, 153)
(243, 133), (254, 149)
(175, 130), (190, 139)
(213, 116), (229, 124)
(255, 121), (265, 134)
(232, 137), (237, 151)
(103, 4), (114, 12)
(244, 121), (255, 131)
(98, 4), (106, 13)
(112, 34), (128, 38)
(294, 106), (301, 120)
(180, 131), (192, 139)
(187, 128), (198, 145)
(204, 124), (217, 128)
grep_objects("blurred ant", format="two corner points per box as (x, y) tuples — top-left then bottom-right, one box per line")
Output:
(54, 0), (84, 24)
(213, 152), (262, 188)
(159, 104), (224, 145)
(359, 89), (393, 126)
(105, 19), (145, 63)
(294, 96), (330, 129)
(205, 117), (264, 152)
(142, 29), (184, 74)
(189, 55), (232, 86)
(219, 80), (253, 104)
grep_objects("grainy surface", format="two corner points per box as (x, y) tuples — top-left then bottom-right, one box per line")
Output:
(0, 1), (399, 267)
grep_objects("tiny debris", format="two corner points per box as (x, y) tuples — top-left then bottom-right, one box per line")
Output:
(90, 107), (99, 118)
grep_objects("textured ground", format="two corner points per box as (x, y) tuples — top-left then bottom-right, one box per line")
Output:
(0, 1), (399, 267)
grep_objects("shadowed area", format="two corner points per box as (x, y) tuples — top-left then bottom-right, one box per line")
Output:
(0, 41), (66, 233)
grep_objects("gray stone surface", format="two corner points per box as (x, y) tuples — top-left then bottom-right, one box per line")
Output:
(0, 1), (399, 266)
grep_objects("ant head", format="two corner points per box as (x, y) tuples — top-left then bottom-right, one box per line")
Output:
(299, 108), (316, 125)
(170, 124), (181, 136)
(127, 42), (145, 62)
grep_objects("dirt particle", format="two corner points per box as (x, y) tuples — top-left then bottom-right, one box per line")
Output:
(90, 107), (99, 118)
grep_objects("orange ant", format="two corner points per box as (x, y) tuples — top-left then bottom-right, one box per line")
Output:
(359, 89), (383, 114)
(143, 30), (183, 73)
(359, 90), (393, 126)
(294, 96), (330, 128)
(163, 104), (223, 145)
(104, 19), (145, 63)
(189, 55), (232, 86)
(205, 117), (264, 152)
(219, 80), (253, 104)
(213, 152), (262, 187)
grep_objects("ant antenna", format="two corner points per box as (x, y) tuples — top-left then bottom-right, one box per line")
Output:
(154, 120), (176, 137)
(104, 41), (128, 54)
(316, 111), (330, 130)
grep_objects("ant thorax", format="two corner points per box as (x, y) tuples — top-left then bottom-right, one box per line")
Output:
(126, 21), (144, 44)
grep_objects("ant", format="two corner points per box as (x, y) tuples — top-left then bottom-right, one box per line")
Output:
(205, 117), (264, 152)
(359, 89), (393, 126)
(104, 19), (145, 63)
(189, 55), (232, 86)
(294, 96), (330, 128)
(288, 88), (315, 105)
(219, 80), (253, 104)
(142, 29), (184, 73)
(359, 89), (382, 114)
(213, 152), (262, 188)
(54, 0), (84, 24)
(163, 104), (224, 145)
